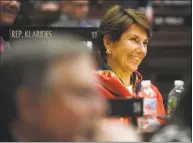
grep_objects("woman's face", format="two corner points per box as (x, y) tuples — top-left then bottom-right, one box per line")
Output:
(107, 24), (148, 73)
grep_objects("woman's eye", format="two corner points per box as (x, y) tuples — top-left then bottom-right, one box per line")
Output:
(130, 38), (137, 42)
(143, 42), (148, 47)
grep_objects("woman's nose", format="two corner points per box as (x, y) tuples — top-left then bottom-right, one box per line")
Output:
(137, 43), (147, 54)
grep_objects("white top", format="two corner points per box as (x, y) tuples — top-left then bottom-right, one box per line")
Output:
(141, 80), (151, 88)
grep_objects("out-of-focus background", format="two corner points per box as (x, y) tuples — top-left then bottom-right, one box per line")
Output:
(0, 0), (192, 109)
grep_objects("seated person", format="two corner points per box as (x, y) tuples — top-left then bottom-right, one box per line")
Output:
(94, 5), (166, 126)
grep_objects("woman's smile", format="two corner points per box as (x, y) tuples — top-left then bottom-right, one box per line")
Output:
(128, 55), (142, 63)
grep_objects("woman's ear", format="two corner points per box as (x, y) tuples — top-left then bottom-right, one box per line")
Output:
(103, 35), (112, 51)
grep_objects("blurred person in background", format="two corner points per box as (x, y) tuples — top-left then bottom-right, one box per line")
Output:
(95, 5), (166, 127)
(0, 0), (20, 26)
(0, 0), (20, 53)
(51, 0), (94, 27)
(0, 0), (60, 53)
(0, 34), (108, 141)
(137, 0), (154, 26)
(29, 1), (60, 26)
(122, 0), (154, 26)
(40, 1), (59, 12)
(0, 0), (60, 26)
(0, 0), (60, 51)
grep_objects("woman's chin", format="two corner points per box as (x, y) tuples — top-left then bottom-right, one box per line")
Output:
(126, 64), (138, 73)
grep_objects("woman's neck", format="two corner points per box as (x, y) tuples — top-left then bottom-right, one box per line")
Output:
(107, 59), (132, 86)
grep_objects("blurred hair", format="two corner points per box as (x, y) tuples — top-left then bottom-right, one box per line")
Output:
(13, 1), (61, 26)
(0, 33), (90, 141)
(96, 5), (151, 89)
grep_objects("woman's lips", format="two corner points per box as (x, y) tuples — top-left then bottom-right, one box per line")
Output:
(131, 57), (140, 61)
(129, 56), (141, 62)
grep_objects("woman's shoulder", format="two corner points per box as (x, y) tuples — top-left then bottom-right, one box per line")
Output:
(150, 84), (165, 101)
(93, 70), (120, 81)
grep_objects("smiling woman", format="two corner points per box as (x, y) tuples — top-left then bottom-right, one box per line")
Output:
(94, 5), (166, 127)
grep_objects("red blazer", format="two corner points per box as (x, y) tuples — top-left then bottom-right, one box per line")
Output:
(94, 70), (166, 125)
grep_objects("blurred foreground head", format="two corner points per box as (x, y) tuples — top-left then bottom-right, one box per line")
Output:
(0, 34), (107, 141)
